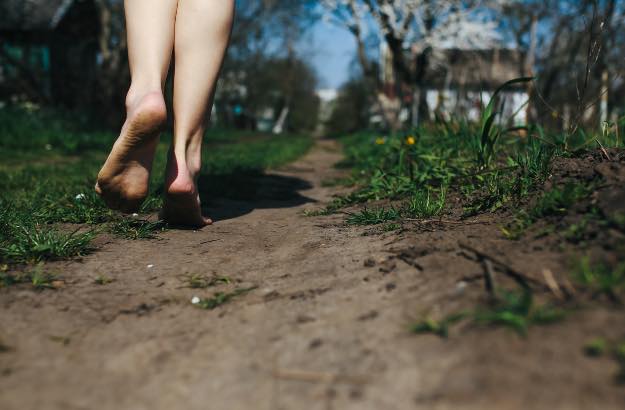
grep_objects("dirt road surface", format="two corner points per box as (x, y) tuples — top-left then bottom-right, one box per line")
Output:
(1, 140), (624, 409)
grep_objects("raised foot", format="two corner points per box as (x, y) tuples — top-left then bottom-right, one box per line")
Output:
(95, 92), (166, 213)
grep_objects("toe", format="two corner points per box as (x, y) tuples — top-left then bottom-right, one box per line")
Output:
(94, 182), (103, 196)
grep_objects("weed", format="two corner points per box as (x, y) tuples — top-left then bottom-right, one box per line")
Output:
(109, 218), (166, 240)
(94, 275), (114, 285)
(572, 257), (625, 301)
(403, 188), (445, 218)
(193, 286), (257, 310)
(474, 290), (565, 336)
(0, 263), (58, 290)
(501, 212), (533, 240)
(501, 182), (592, 240)
(0, 222), (94, 263)
(184, 273), (231, 289)
(411, 313), (468, 338)
(347, 207), (400, 225)
(473, 77), (533, 169)
(584, 338), (607, 357)
(531, 182), (591, 218)
(413, 290), (565, 338)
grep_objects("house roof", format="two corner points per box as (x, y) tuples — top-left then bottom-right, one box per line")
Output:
(0, 0), (75, 32)
(425, 48), (525, 90)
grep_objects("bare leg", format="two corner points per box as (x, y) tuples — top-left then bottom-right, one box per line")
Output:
(161, 0), (235, 227)
(95, 0), (177, 213)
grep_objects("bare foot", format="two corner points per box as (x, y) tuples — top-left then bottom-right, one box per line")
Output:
(95, 92), (166, 213)
(160, 151), (212, 228)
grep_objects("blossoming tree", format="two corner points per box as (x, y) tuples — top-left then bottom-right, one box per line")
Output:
(321, 0), (511, 128)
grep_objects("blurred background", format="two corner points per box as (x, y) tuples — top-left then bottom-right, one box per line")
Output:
(0, 0), (624, 136)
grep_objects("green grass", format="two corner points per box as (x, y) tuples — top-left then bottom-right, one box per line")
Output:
(347, 207), (400, 225)
(321, 78), (622, 229)
(192, 286), (257, 310)
(404, 188), (446, 218)
(94, 275), (114, 285)
(183, 273), (231, 289)
(108, 218), (166, 240)
(584, 338), (608, 357)
(411, 313), (468, 338)
(0, 214), (95, 263)
(501, 182), (592, 240)
(0, 263), (59, 290)
(412, 290), (566, 338)
(573, 256), (625, 301)
(0, 104), (313, 266)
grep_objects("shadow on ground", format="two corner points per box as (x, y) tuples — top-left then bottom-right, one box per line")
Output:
(195, 169), (316, 221)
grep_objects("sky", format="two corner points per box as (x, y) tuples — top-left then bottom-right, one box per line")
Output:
(305, 20), (356, 90)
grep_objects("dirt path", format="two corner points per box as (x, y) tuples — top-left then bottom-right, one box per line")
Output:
(1, 140), (624, 410)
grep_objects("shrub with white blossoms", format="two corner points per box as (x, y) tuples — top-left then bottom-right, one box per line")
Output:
(320, 0), (515, 128)
(320, 0), (510, 53)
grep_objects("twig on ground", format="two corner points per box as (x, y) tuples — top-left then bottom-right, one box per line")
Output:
(541, 268), (564, 300)
(458, 242), (542, 290)
(483, 259), (497, 299)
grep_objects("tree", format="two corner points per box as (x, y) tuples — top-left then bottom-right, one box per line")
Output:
(502, 0), (625, 131)
(321, 0), (507, 129)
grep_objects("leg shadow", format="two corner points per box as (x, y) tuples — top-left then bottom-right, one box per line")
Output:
(196, 169), (316, 221)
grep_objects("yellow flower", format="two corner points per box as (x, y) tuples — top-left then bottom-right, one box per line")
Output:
(375, 137), (386, 145)
(406, 136), (416, 145)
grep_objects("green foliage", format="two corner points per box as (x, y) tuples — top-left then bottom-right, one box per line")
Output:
(501, 182), (591, 240)
(474, 290), (565, 336)
(473, 77), (533, 169)
(411, 313), (468, 338)
(108, 218), (166, 240)
(94, 275), (114, 285)
(184, 273), (231, 289)
(193, 287), (257, 310)
(347, 207), (400, 225)
(584, 338), (607, 357)
(0, 263), (58, 290)
(573, 257), (625, 300)
(531, 182), (590, 218)
(412, 290), (565, 338)
(0, 209), (95, 263)
(404, 188), (446, 218)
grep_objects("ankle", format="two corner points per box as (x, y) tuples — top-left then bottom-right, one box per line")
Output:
(173, 130), (204, 177)
(125, 86), (163, 112)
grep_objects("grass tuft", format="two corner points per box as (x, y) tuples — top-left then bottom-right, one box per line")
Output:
(347, 207), (400, 225)
(193, 286), (257, 310)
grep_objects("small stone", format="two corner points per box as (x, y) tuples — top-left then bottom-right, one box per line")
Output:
(51, 280), (65, 289)
(191, 296), (201, 304)
(363, 258), (376, 267)
(147, 264), (154, 269)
